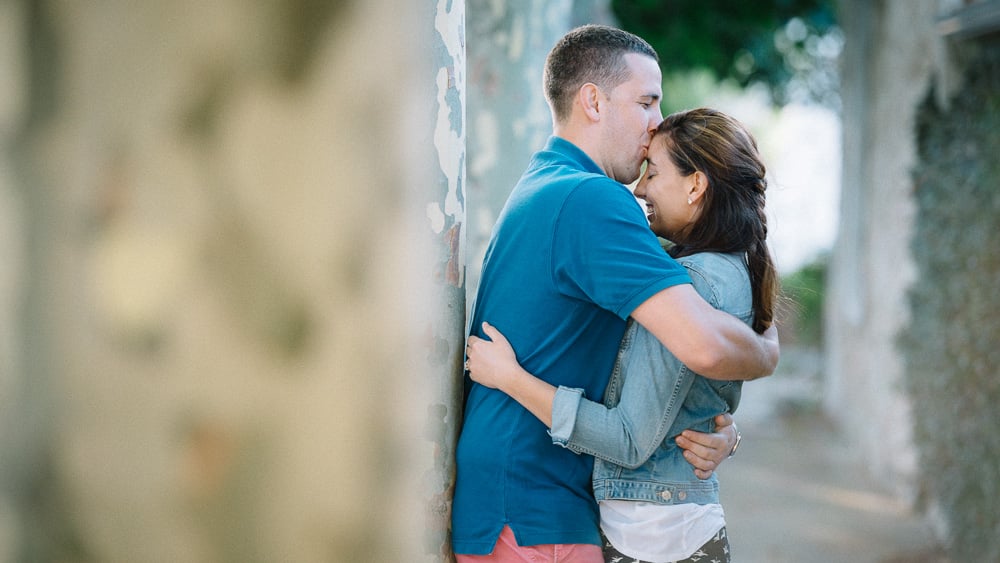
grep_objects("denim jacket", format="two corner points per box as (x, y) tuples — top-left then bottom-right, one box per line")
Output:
(549, 251), (753, 506)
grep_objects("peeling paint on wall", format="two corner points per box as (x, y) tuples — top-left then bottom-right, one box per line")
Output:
(434, 0), (467, 226)
(425, 1), (468, 560)
(444, 223), (463, 288)
(427, 202), (446, 234)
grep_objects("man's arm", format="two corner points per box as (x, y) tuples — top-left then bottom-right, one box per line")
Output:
(631, 283), (779, 380)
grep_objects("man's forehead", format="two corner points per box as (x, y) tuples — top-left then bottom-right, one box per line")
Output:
(622, 53), (662, 91)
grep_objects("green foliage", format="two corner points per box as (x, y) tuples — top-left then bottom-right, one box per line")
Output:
(900, 45), (1000, 561)
(612, 0), (841, 108)
(779, 254), (826, 347)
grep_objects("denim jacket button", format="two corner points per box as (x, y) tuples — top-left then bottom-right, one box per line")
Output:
(678, 491), (687, 501)
(659, 490), (672, 501)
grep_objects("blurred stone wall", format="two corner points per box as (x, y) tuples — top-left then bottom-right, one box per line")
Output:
(2, 1), (464, 561)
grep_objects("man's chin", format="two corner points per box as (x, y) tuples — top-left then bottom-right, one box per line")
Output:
(618, 170), (642, 185)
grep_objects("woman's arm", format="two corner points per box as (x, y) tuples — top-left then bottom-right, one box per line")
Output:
(551, 321), (695, 468)
(465, 323), (557, 427)
(466, 322), (734, 471)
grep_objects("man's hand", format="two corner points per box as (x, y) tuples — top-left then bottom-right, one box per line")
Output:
(675, 413), (739, 480)
(759, 324), (780, 380)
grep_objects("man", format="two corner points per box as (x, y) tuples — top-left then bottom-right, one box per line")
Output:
(452, 25), (779, 562)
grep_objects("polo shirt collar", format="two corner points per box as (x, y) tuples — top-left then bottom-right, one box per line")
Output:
(543, 136), (605, 176)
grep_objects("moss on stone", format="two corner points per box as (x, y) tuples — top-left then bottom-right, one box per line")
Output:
(902, 43), (1000, 562)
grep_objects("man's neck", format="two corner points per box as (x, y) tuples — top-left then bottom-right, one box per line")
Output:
(553, 124), (607, 177)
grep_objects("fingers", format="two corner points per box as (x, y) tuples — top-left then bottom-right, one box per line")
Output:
(481, 322), (499, 343)
(466, 323), (499, 353)
(677, 432), (718, 460)
(714, 412), (733, 430)
(763, 324), (779, 344)
(677, 429), (730, 479)
(467, 332), (494, 355)
(762, 325), (780, 375)
(681, 448), (718, 480)
(481, 321), (507, 345)
(711, 415), (739, 453)
(465, 336), (479, 371)
(465, 323), (500, 365)
(692, 468), (714, 480)
(679, 429), (726, 451)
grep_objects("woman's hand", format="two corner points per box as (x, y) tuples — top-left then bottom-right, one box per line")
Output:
(466, 322), (557, 427)
(465, 322), (522, 391)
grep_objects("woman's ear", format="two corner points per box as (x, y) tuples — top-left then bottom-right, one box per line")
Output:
(688, 171), (708, 204)
(578, 83), (602, 122)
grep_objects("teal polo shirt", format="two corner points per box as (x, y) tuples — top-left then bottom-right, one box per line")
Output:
(452, 137), (691, 554)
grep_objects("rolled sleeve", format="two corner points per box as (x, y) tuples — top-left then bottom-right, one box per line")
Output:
(549, 386), (585, 445)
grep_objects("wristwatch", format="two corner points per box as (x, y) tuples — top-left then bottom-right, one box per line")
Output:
(728, 424), (742, 458)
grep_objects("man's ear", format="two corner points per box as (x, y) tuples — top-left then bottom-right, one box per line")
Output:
(578, 83), (602, 122)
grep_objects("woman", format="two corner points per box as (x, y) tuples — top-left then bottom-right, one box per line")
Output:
(465, 107), (779, 563)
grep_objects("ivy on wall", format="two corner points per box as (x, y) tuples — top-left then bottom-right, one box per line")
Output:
(901, 43), (1000, 561)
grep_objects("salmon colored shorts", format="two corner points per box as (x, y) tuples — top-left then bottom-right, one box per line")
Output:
(454, 525), (603, 563)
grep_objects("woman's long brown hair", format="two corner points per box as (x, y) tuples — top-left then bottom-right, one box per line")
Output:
(657, 108), (779, 333)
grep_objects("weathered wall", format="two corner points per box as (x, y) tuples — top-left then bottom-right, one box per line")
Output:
(2, 1), (464, 561)
(466, 0), (563, 300)
(903, 42), (1000, 559)
(464, 0), (613, 300)
(826, 0), (948, 502)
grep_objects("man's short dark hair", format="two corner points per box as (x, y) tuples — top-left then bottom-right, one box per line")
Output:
(543, 25), (659, 123)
